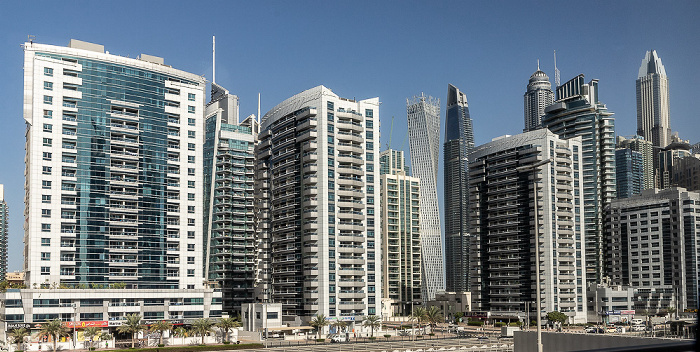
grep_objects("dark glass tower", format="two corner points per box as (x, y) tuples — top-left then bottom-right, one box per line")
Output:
(443, 84), (474, 293)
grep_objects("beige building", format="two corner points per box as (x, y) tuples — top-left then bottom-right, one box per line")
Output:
(426, 292), (471, 321)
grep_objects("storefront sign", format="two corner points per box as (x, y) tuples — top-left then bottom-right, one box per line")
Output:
(6, 323), (31, 330)
(108, 321), (124, 327)
(464, 311), (490, 319)
(605, 310), (621, 316)
(64, 321), (108, 328)
(620, 310), (635, 315)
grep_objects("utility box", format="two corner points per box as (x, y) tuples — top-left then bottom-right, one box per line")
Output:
(501, 326), (519, 337)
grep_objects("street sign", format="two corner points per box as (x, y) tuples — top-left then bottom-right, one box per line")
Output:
(6, 323), (31, 330)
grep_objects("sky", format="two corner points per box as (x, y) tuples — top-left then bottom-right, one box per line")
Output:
(0, 1), (698, 272)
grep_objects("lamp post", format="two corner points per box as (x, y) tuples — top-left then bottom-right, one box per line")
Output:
(72, 304), (77, 352)
(516, 158), (551, 352)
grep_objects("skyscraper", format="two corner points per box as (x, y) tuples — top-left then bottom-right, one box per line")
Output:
(255, 86), (380, 324)
(407, 94), (444, 301)
(23, 39), (207, 289)
(0, 185), (8, 279)
(523, 65), (554, 132)
(468, 129), (587, 323)
(636, 50), (671, 149)
(617, 136), (654, 190)
(203, 82), (258, 314)
(443, 84), (474, 293)
(380, 149), (422, 315)
(542, 74), (616, 285)
(615, 148), (643, 199)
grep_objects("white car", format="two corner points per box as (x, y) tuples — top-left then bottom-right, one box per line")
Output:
(330, 334), (347, 343)
(630, 325), (646, 332)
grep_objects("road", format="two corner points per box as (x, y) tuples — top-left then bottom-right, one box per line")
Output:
(243, 337), (513, 352)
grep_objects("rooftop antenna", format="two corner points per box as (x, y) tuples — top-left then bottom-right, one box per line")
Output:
(28, 34), (35, 44)
(537, 59), (540, 70)
(257, 93), (261, 124)
(212, 35), (216, 84)
(554, 50), (560, 87)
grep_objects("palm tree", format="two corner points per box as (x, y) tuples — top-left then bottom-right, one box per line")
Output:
(309, 314), (328, 339)
(331, 320), (348, 334)
(149, 320), (173, 346)
(191, 318), (214, 345)
(410, 307), (427, 337)
(425, 306), (444, 332)
(8, 328), (29, 351)
(363, 315), (382, 337)
(38, 319), (70, 352)
(173, 326), (188, 338)
(116, 313), (145, 349)
(83, 327), (101, 350)
(216, 317), (241, 343)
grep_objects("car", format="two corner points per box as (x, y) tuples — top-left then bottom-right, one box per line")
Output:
(330, 334), (347, 343)
(606, 326), (617, 333)
(585, 327), (597, 333)
(630, 325), (646, 332)
(631, 319), (643, 325)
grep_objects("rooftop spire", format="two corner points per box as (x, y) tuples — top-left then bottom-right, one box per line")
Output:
(212, 35), (216, 84)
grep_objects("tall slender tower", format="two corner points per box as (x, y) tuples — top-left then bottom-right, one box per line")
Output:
(443, 84), (473, 293)
(523, 64), (554, 132)
(636, 50), (671, 149)
(0, 185), (8, 279)
(407, 94), (444, 301)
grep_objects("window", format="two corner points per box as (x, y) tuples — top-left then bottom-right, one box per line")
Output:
(42, 195), (51, 203)
(42, 180), (52, 189)
(187, 256), (195, 264)
(41, 209), (51, 218)
(187, 205), (195, 214)
(43, 138), (52, 147)
(41, 223), (51, 232)
(187, 130), (195, 138)
(42, 166), (52, 174)
(188, 193), (195, 201)
(41, 252), (51, 261)
(188, 106), (195, 114)
(188, 218), (195, 226)
(44, 81), (53, 90)
(43, 152), (52, 161)
(41, 267), (50, 275)
(188, 143), (195, 151)
(187, 269), (195, 277)
(365, 109), (373, 118)
(44, 67), (54, 76)
(188, 118), (195, 126)
(327, 101), (334, 111)
(44, 95), (53, 105)
(188, 168), (195, 176)
(188, 155), (195, 163)
(188, 244), (195, 251)
(43, 109), (53, 118)
(188, 93), (196, 101)
(43, 123), (52, 132)
(187, 180), (195, 188)
(366, 131), (373, 140)
(187, 231), (195, 239)
(41, 238), (51, 246)
(366, 120), (374, 128)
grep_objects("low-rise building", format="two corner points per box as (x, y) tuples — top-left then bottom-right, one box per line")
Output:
(425, 291), (471, 321)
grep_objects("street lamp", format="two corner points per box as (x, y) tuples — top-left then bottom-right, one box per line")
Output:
(516, 158), (552, 352)
(72, 304), (78, 352)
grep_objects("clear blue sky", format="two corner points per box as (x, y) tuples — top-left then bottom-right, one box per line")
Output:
(1, 1), (698, 272)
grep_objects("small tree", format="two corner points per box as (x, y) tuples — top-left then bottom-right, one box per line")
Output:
(149, 320), (173, 346)
(546, 311), (568, 327)
(363, 315), (382, 337)
(331, 320), (348, 335)
(410, 307), (428, 336)
(83, 327), (101, 350)
(116, 313), (145, 349)
(216, 317), (241, 343)
(454, 312), (464, 323)
(8, 328), (29, 351)
(191, 318), (214, 345)
(38, 319), (70, 352)
(309, 314), (328, 339)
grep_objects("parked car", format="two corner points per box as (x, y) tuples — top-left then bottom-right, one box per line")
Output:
(630, 325), (646, 332)
(330, 334), (347, 343)
(606, 326), (617, 333)
(631, 319), (643, 325)
(585, 327), (598, 333)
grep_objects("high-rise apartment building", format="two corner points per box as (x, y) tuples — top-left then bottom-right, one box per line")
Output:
(671, 155), (700, 192)
(468, 129), (587, 323)
(606, 187), (700, 313)
(443, 84), (474, 293)
(255, 86), (380, 323)
(636, 50), (671, 149)
(523, 65), (554, 132)
(380, 149), (422, 315)
(23, 40), (207, 289)
(617, 136), (654, 190)
(615, 148), (643, 199)
(658, 136), (692, 189)
(542, 74), (616, 285)
(407, 94), (444, 301)
(203, 83), (258, 314)
(0, 185), (8, 279)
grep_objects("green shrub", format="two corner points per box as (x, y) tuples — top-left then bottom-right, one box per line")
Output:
(384, 334), (391, 338)
(509, 322), (521, 326)
(467, 321), (484, 326)
(158, 344), (165, 347)
(494, 322), (506, 327)
(428, 333), (435, 336)
(316, 339), (325, 342)
(368, 337), (376, 340)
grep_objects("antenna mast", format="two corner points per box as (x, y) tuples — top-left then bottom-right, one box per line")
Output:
(257, 93), (261, 124)
(554, 50), (560, 87)
(212, 36), (216, 84)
